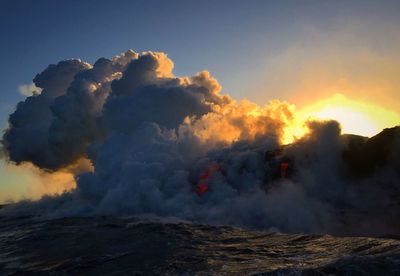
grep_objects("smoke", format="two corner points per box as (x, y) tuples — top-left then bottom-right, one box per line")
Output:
(1, 50), (399, 236)
(18, 83), (42, 97)
(0, 162), (76, 203)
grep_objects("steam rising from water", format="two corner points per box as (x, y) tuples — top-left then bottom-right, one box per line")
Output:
(1, 50), (399, 236)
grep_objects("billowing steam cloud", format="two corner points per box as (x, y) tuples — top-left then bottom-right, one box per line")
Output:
(2, 50), (399, 236)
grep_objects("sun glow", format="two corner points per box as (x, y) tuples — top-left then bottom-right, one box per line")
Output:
(301, 94), (398, 136)
(281, 94), (400, 145)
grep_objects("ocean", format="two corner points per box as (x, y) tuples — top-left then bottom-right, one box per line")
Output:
(1, 214), (399, 275)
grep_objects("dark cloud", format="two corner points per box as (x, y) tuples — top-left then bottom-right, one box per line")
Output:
(3, 59), (90, 169)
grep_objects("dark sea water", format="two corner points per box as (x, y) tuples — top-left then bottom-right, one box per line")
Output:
(1, 215), (400, 275)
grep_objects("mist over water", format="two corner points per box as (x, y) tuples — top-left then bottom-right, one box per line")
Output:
(1, 50), (400, 237)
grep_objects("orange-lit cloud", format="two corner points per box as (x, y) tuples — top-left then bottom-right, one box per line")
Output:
(0, 162), (74, 203)
(182, 99), (294, 145)
(0, 158), (92, 204)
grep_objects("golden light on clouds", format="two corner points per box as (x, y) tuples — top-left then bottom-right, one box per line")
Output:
(0, 162), (75, 203)
(300, 94), (400, 137)
(0, 158), (93, 204)
(280, 94), (400, 145)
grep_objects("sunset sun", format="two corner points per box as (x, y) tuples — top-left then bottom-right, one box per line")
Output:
(300, 94), (400, 137)
(280, 94), (400, 144)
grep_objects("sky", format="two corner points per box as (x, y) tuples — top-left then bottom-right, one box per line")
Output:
(0, 0), (400, 202)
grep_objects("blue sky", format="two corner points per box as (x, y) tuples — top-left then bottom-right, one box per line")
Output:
(1, 0), (400, 202)
(2, 0), (400, 128)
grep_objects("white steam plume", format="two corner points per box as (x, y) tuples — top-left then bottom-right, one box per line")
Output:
(2, 50), (399, 237)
